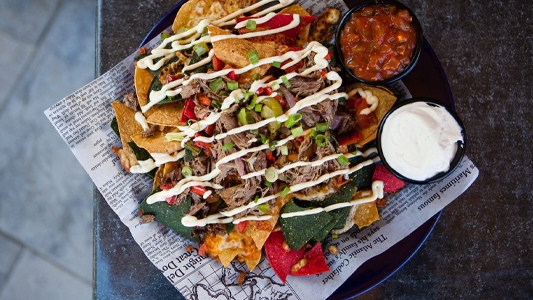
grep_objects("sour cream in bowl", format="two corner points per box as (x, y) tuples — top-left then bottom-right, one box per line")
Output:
(376, 98), (466, 184)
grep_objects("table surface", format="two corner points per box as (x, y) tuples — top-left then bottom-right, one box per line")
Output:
(94, 0), (533, 299)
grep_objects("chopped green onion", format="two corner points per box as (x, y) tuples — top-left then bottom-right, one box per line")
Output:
(246, 95), (257, 110)
(332, 234), (339, 239)
(211, 100), (222, 109)
(254, 195), (260, 203)
(254, 103), (263, 112)
(316, 122), (330, 132)
(265, 167), (278, 182)
(309, 128), (317, 138)
(181, 166), (193, 177)
(221, 142), (234, 152)
(258, 133), (269, 144)
(246, 20), (257, 31)
(338, 97), (347, 106)
(291, 125), (304, 137)
(315, 134), (328, 147)
(272, 61), (281, 68)
(280, 145), (288, 155)
(184, 142), (201, 156)
(284, 113), (302, 128)
(265, 181), (272, 188)
(280, 186), (291, 197)
(160, 32), (170, 41)
(238, 108), (254, 125)
(227, 81), (238, 91)
(165, 132), (185, 142)
(252, 73), (261, 81)
(193, 41), (209, 56)
(336, 154), (349, 166)
(247, 50), (259, 65)
(209, 77), (223, 92)
(269, 140), (277, 151)
(258, 203), (270, 213)
(244, 91), (255, 101)
(281, 75), (291, 88)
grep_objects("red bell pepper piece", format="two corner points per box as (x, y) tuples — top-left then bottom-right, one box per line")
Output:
(264, 87), (273, 96)
(264, 230), (306, 283)
(236, 14), (315, 38)
(275, 95), (286, 108)
(227, 70), (238, 81)
(337, 130), (362, 146)
(212, 55), (225, 71)
(181, 97), (196, 121)
(291, 242), (330, 276)
(235, 221), (248, 233)
(190, 186), (208, 197)
(204, 123), (215, 136)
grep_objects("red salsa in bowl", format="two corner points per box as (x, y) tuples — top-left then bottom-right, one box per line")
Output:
(336, 0), (422, 84)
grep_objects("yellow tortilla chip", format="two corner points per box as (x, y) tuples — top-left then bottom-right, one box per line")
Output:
(218, 248), (242, 267)
(145, 101), (184, 127)
(245, 219), (276, 250)
(131, 130), (183, 154)
(172, 0), (216, 33)
(134, 66), (153, 115)
(111, 101), (144, 170)
(208, 25), (276, 82)
(345, 83), (397, 146)
(353, 202), (380, 229)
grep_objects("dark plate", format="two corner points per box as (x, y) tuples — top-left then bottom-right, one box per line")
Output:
(139, 0), (452, 298)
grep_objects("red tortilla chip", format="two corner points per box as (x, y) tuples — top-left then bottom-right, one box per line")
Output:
(291, 242), (330, 276)
(372, 164), (405, 193)
(263, 230), (305, 283)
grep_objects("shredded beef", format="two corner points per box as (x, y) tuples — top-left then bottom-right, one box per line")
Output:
(186, 155), (210, 177)
(289, 76), (324, 97)
(214, 162), (237, 185)
(217, 105), (254, 149)
(317, 99), (338, 124)
(122, 93), (139, 111)
(187, 193), (207, 215)
(180, 78), (220, 100)
(332, 112), (356, 135)
(300, 108), (320, 127)
(218, 179), (261, 208)
(141, 125), (157, 138)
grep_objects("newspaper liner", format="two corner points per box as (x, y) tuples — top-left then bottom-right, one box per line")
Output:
(44, 1), (478, 299)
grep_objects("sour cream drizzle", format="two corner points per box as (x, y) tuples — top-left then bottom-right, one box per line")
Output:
(133, 1), (383, 227)
(347, 88), (379, 115)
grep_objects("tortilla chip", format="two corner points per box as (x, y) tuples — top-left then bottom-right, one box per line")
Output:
(172, 0), (215, 33)
(131, 130), (183, 154)
(245, 219), (276, 249)
(134, 67), (153, 115)
(279, 4), (311, 47)
(345, 83), (397, 146)
(111, 101), (144, 170)
(145, 101), (184, 127)
(353, 202), (380, 229)
(218, 248), (242, 267)
(152, 165), (163, 191)
(209, 25), (276, 82)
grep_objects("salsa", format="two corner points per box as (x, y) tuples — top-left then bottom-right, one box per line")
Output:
(340, 4), (417, 81)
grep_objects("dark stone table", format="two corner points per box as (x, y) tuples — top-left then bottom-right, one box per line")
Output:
(94, 0), (533, 299)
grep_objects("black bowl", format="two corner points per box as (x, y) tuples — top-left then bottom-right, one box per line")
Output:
(376, 98), (467, 184)
(335, 0), (423, 85)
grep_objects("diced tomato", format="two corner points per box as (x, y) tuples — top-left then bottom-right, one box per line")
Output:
(275, 95), (287, 108)
(165, 195), (176, 205)
(212, 55), (225, 71)
(265, 151), (276, 165)
(256, 87), (265, 95)
(167, 74), (181, 83)
(291, 242), (330, 276)
(204, 123), (215, 136)
(320, 70), (328, 78)
(325, 50), (333, 60)
(190, 186), (208, 197)
(181, 97), (196, 121)
(227, 70), (238, 81)
(264, 230), (306, 283)
(194, 141), (211, 150)
(354, 97), (375, 129)
(235, 221), (248, 233)
(264, 87), (273, 96)
(198, 94), (211, 106)
(160, 182), (173, 191)
(337, 130), (362, 146)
